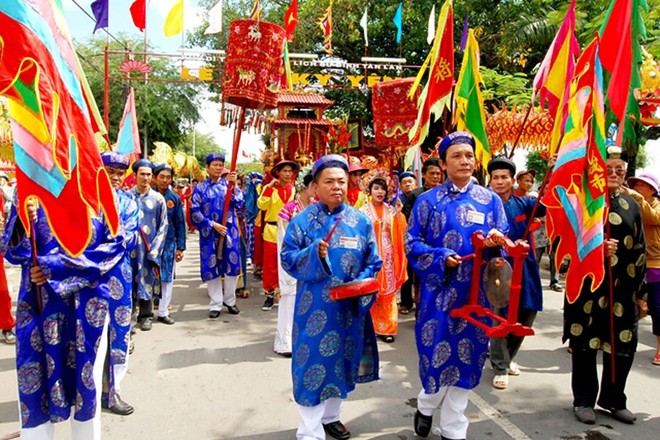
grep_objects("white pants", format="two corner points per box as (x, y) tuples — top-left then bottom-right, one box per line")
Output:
(208, 276), (238, 311)
(417, 386), (470, 440)
(21, 317), (109, 440)
(113, 360), (129, 398)
(297, 398), (342, 440)
(158, 281), (173, 317)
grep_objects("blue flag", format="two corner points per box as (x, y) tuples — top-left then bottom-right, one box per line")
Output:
(393, 3), (403, 44)
(91, 0), (109, 33)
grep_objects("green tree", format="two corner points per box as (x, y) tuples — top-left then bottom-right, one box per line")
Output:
(75, 35), (203, 151)
(178, 130), (227, 165)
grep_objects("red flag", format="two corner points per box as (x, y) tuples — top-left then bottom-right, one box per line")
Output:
(408, 0), (453, 146)
(0, 1), (119, 257)
(284, 0), (298, 42)
(130, 0), (146, 32)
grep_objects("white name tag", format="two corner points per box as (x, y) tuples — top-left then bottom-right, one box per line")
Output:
(339, 237), (359, 249)
(466, 210), (485, 225)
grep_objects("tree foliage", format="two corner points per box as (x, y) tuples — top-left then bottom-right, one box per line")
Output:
(187, 0), (660, 149)
(75, 35), (203, 151)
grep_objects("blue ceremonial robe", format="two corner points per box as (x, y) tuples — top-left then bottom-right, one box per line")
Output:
(281, 203), (383, 407)
(104, 190), (138, 407)
(190, 177), (244, 281)
(405, 181), (509, 393)
(160, 187), (186, 283)
(130, 188), (168, 301)
(3, 204), (133, 428)
(501, 195), (545, 312)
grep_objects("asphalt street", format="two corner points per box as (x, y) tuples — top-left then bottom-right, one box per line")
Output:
(1, 236), (659, 440)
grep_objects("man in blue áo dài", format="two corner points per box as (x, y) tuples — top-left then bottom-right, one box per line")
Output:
(100, 151), (139, 416)
(3, 196), (134, 440)
(190, 153), (244, 319)
(405, 132), (509, 440)
(153, 163), (186, 325)
(487, 156), (553, 390)
(281, 155), (383, 440)
(130, 159), (168, 332)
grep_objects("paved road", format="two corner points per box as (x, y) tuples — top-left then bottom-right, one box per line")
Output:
(1, 236), (659, 439)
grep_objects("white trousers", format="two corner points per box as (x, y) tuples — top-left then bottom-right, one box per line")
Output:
(417, 386), (470, 440)
(113, 360), (129, 398)
(208, 276), (238, 311)
(158, 281), (173, 317)
(297, 398), (342, 440)
(21, 316), (109, 440)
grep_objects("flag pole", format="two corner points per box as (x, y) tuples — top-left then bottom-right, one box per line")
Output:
(507, 103), (534, 159)
(604, 189), (616, 383)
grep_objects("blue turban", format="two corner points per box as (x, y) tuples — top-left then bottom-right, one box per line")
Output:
(154, 163), (174, 176)
(131, 158), (154, 173)
(438, 131), (476, 159)
(312, 154), (349, 179)
(206, 153), (225, 165)
(100, 151), (130, 170)
(400, 171), (416, 181)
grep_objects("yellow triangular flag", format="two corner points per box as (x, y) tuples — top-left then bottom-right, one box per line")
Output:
(164, 0), (184, 37)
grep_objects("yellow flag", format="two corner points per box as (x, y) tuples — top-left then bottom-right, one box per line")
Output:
(163, 0), (184, 37)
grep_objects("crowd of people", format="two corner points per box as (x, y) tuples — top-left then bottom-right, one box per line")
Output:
(0, 131), (658, 440)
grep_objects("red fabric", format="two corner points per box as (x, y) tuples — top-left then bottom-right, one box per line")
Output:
(262, 241), (279, 292)
(224, 19), (286, 110)
(276, 184), (293, 204)
(0, 259), (15, 331)
(347, 187), (361, 206)
(599, 0), (633, 121)
(130, 0), (146, 31)
(284, 0), (298, 42)
(253, 222), (264, 266)
(0, 10), (119, 257)
(373, 78), (419, 148)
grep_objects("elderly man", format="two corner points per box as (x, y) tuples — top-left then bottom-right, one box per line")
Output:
(153, 164), (186, 325)
(99, 151), (139, 416)
(405, 132), (509, 440)
(190, 153), (243, 319)
(257, 159), (299, 311)
(281, 154), (382, 440)
(567, 147), (647, 425)
(130, 159), (168, 332)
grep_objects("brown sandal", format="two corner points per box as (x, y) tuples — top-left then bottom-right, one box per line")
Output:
(236, 289), (251, 298)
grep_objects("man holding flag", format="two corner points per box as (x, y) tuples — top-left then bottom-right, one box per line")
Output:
(564, 147), (646, 425)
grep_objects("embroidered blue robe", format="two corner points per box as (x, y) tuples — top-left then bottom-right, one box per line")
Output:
(190, 177), (244, 281)
(405, 181), (509, 393)
(104, 189), (139, 407)
(130, 188), (168, 301)
(160, 187), (186, 283)
(501, 195), (545, 312)
(281, 203), (383, 407)
(3, 204), (132, 428)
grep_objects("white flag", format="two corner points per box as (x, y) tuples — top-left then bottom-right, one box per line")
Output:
(427, 5), (436, 45)
(204, 1), (223, 34)
(360, 7), (368, 47)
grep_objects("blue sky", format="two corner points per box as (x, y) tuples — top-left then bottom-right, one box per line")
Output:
(62, 0), (265, 163)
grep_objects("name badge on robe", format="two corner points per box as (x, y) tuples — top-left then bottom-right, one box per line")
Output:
(466, 210), (485, 225)
(339, 237), (359, 250)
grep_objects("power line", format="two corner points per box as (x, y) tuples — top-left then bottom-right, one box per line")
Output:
(69, 0), (131, 50)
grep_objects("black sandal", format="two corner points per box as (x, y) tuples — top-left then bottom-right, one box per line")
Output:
(379, 335), (395, 343)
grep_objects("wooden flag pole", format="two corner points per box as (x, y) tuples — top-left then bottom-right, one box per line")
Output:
(216, 107), (246, 259)
(507, 103), (534, 159)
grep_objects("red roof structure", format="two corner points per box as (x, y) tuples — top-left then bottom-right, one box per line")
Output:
(277, 92), (334, 108)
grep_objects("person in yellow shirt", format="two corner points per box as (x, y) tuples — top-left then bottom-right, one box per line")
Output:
(257, 159), (299, 310)
(347, 163), (369, 209)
